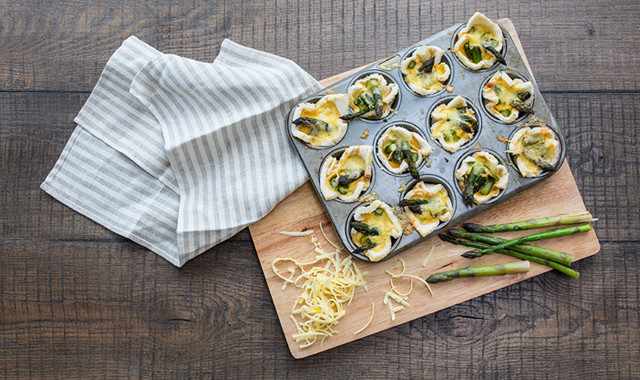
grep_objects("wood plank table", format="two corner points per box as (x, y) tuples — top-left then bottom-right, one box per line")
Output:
(1, 1), (638, 378)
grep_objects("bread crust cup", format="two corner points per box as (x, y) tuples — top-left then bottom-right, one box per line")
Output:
(401, 45), (451, 96)
(453, 12), (504, 70)
(456, 151), (508, 205)
(320, 145), (373, 202)
(291, 94), (350, 146)
(350, 200), (403, 262)
(401, 181), (453, 237)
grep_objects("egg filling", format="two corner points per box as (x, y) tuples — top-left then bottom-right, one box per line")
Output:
(291, 94), (349, 146)
(508, 125), (561, 177)
(430, 96), (478, 152)
(376, 126), (433, 178)
(401, 182), (453, 237)
(453, 12), (504, 70)
(400, 45), (450, 96)
(346, 73), (399, 120)
(456, 151), (509, 205)
(320, 145), (373, 202)
(350, 200), (403, 262)
(482, 71), (534, 123)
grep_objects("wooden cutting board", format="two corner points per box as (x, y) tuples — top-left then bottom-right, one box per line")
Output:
(248, 19), (600, 359)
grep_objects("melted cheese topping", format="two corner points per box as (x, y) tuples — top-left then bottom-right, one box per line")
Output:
(430, 96), (477, 152)
(455, 151), (509, 204)
(482, 71), (534, 123)
(453, 12), (503, 70)
(508, 126), (561, 177)
(320, 145), (373, 202)
(401, 45), (451, 96)
(272, 229), (367, 349)
(350, 200), (403, 262)
(347, 73), (399, 119)
(291, 94), (349, 146)
(376, 126), (433, 174)
(403, 182), (453, 237)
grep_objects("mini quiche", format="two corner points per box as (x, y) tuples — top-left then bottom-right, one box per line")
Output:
(345, 73), (399, 120)
(291, 94), (350, 146)
(508, 124), (561, 177)
(400, 45), (450, 96)
(482, 71), (534, 123)
(430, 96), (478, 152)
(453, 12), (505, 70)
(400, 181), (453, 237)
(350, 200), (403, 262)
(376, 126), (433, 179)
(456, 151), (509, 205)
(320, 145), (373, 202)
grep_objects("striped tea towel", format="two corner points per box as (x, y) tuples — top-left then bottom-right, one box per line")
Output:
(41, 36), (322, 267)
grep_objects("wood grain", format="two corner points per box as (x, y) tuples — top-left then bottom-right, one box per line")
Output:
(248, 20), (603, 358)
(2, 0), (640, 92)
(1, 1), (639, 378)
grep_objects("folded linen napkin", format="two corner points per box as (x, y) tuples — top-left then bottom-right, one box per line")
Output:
(41, 36), (322, 267)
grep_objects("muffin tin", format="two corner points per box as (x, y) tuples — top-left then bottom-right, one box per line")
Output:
(286, 18), (566, 263)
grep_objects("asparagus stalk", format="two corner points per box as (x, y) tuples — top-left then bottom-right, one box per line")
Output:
(522, 150), (556, 171)
(448, 229), (574, 265)
(292, 117), (329, 134)
(337, 169), (365, 186)
(399, 141), (420, 179)
(398, 198), (429, 215)
(365, 79), (384, 117)
(462, 224), (591, 259)
(516, 91), (531, 102)
(510, 99), (534, 114)
(426, 260), (530, 283)
(340, 106), (371, 120)
(459, 114), (478, 133)
(418, 57), (435, 73)
(481, 43), (506, 65)
(438, 234), (580, 279)
(464, 212), (596, 233)
(350, 222), (380, 236)
(353, 242), (376, 255)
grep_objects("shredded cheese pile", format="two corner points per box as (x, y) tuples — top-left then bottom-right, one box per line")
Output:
(272, 227), (367, 348)
(383, 258), (434, 321)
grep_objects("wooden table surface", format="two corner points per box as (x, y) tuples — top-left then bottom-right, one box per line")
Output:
(1, 1), (638, 378)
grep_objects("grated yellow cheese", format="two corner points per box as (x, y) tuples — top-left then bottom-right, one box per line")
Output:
(279, 230), (314, 237)
(319, 221), (341, 250)
(272, 225), (367, 349)
(422, 246), (435, 267)
(383, 258), (435, 320)
(353, 302), (375, 335)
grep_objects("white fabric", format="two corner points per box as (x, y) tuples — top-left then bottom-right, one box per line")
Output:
(41, 36), (322, 267)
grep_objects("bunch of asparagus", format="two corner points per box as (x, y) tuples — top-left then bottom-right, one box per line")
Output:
(426, 212), (596, 283)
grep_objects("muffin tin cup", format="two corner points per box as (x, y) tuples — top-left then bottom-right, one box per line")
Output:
(344, 202), (403, 263)
(373, 121), (431, 177)
(452, 148), (510, 207)
(286, 94), (348, 150)
(479, 70), (535, 125)
(505, 122), (566, 180)
(450, 21), (509, 73)
(317, 146), (376, 204)
(286, 18), (566, 263)
(399, 47), (455, 98)
(346, 70), (401, 123)
(399, 175), (457, 234)
(426, 95), (483, 153)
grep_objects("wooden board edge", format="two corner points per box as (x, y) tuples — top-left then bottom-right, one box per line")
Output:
(247, 17), (602, 359)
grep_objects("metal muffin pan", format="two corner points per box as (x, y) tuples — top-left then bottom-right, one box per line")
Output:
(286, 19), (566, 263)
